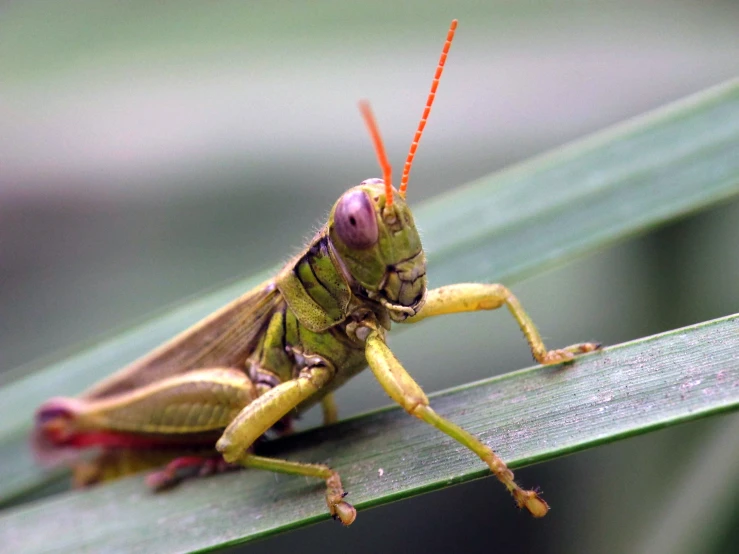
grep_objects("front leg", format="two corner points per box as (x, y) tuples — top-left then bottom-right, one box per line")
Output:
(365, 330), (549, 517)
(404, 283), (600, 364)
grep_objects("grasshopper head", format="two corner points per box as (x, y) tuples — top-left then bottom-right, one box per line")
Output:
(328, 178), (426, 321)
(337, 20), (455, 321)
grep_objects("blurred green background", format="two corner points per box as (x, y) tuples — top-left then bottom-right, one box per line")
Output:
(1, 1), (738, 553)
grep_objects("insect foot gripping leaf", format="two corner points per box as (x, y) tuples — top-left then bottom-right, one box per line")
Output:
(32, 18), (601, 527)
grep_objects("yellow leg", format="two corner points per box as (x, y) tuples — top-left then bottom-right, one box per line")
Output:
(321, 393), (339, 424)
(365, 330), (549, 517)
(216, 364), (332, 460)
(215, 363), (355, 525)
(240, 454), (356, 525)
(405, 283), (600, 364)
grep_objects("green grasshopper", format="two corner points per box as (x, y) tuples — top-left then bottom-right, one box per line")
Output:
(35, 20), (599, 525)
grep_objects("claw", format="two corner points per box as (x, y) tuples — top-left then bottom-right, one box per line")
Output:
(579, 342), (602, 353)
(540, 341), (602, 365)
(514, 489), (550, 518)
(540, 349), (575, 365)
(332, 501), (357, 526)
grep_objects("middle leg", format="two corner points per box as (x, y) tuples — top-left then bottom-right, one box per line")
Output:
(215, 362), (356, 525)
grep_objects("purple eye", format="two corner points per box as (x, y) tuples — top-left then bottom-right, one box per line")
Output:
(334, 190), (378, 250)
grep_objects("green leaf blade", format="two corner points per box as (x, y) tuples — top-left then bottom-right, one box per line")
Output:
(1, 315), (737, 553)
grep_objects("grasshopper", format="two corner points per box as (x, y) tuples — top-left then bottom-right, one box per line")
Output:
(35, 20), (599, 525)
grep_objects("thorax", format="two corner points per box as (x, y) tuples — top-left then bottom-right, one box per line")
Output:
(248, 232), (390, 408)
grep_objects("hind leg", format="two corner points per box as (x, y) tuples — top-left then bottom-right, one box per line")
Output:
(72, 448), (195, 487)
(36, 368), (258, 443)
(36, 367), (257, 487)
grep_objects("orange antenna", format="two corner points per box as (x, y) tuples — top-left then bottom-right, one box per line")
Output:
(399, 19), (457, 198)
(359, 100), (394, 206)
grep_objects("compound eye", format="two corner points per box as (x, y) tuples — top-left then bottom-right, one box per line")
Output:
(334, 190), (379, 250)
